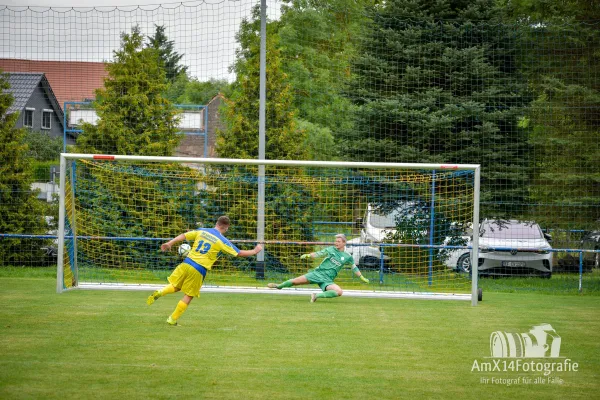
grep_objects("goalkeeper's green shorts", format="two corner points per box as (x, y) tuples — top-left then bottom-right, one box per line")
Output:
(305, 271), (335, 291)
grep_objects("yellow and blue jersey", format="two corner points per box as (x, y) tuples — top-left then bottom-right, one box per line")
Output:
(182, 228), (240, 277)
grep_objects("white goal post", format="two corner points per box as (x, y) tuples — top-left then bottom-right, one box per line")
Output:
(56, 153), (481, 305)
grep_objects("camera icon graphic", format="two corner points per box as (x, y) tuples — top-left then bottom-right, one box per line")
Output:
(490, 323), (561, 358)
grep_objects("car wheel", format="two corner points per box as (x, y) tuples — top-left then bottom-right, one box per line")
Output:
(456, 253), (471, 274)
(540, 272), (552, 279)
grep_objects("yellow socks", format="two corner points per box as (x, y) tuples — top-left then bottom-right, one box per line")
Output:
(170, 300), (188, 322)
(160, 284), (177, 296)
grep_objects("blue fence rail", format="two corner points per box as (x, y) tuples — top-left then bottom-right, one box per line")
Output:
(1, 233), (598, 294)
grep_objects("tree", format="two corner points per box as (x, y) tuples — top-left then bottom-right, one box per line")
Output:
(0, 72), (49, 265)
(276, 0), (373, 160)
(163, 72), (189, 103)
(177, 78), (233, 105)
(147, 24), (188, 83)
(343, 0), (534, 218)
(72, 27), (193, 271)
(23, 130), (62, 161)
(213, 6), (315, 267)
(498, 0), (599, 23)
(500, 0), (600, 229)
(72, 162), (197, 272)
(217, 5), (306, 160)
(76, 26), (182, 156)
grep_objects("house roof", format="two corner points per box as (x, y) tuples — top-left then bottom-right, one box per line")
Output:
(5, 72), (44, 113)
(3, 72), (64, 125)
(0, 59), (109, 111)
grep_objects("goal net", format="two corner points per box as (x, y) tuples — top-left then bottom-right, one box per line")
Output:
(57, 154), (481, 303)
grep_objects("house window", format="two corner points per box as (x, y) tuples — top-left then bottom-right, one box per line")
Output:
(42, 109), (53, 130)
(24, 108), (34, 127)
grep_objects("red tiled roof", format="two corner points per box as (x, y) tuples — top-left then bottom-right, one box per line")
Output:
(0, 58), (109, 110)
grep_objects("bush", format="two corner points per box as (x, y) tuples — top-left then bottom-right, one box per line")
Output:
(31, 160), (60, 182)
(23, 130), (63, 161)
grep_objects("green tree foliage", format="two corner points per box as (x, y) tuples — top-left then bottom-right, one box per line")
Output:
(177, 78), (233, 105)
(212, 6), (315, 268)
(23, 130), (62, 161)
(72, 161), (198, 271)
(218, 5), (307, 160)
(499, 0), (599, 23)
(71, 27), (190, 270)
(76, 26), (182, 156)
(147, 25), (191, 104)
(193, 167), (319, 274)
(163, 72), (190, 103)
(0, 72), (50, 265)
(296, 119), (335, 161)
(277, 0), (373, 160)
(147, 24), (188, 82)
(343, 0), (533, 218)
(500, 0), (600, 229)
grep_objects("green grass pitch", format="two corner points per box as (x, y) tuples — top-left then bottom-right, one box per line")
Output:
(0, 269), (599, 399)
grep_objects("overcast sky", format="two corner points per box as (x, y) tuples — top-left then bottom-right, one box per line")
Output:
(2, 0), (176, 7)
(0, 0), (276, 81)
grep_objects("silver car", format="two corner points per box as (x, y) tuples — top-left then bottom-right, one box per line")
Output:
(444, 220), (553, 277)
(346, 237), (391, 269)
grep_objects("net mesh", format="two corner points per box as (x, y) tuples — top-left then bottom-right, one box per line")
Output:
(1, 1), (598, 292)
(61, 158), (475, 296)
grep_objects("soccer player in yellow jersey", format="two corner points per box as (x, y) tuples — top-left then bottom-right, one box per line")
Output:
(147, 216), (262, 325)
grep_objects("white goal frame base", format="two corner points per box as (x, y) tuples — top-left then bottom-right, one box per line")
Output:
(76, 282), (471, 301)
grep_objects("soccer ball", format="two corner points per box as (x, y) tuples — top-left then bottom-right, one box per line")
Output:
(178, 243), (191, 257)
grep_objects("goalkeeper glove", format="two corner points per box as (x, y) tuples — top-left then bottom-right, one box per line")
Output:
(300, 254), (311, 260)
(360, 275), (369, 284)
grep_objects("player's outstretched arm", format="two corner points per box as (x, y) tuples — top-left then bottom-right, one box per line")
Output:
(161, 233), (186, 252)
(300, 253), (313, 259)
(352, 265), (369, 283)
(238, 244), (263, 258)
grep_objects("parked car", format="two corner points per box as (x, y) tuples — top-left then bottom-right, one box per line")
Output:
(442, 220), (553, 277)
(556, 230), (599, 273)
(440, 223), (473, 273)
(349, 201), (431, 270)
(581, 230), (600, 269)
(345, 237), (391, 270)
(356, 201), (430, 244)
(356, 203), (400, 243)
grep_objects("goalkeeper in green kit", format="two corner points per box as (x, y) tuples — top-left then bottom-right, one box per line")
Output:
(267, 234), (369, 302)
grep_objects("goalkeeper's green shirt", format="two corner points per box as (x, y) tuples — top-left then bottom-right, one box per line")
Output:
(311, 246), (356, 281)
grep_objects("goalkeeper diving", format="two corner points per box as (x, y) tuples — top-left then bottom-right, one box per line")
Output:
(267, 233), (369, 302)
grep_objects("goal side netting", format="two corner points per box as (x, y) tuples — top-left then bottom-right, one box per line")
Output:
(56, 154), (481, 304)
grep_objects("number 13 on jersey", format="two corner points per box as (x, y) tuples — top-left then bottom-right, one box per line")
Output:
(195, 240), (212, 254)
